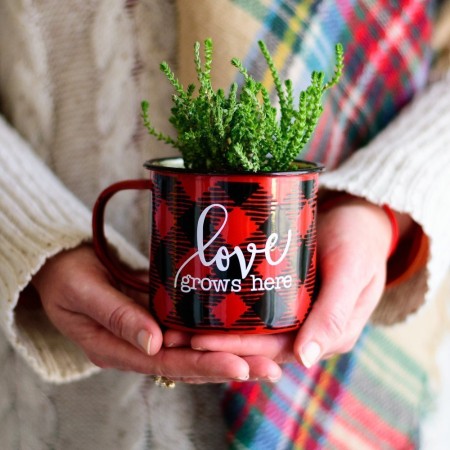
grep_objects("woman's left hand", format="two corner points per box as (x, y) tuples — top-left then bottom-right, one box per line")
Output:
(164, 196), (399, 374)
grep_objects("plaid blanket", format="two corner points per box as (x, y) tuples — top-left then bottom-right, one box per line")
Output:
(213, 0), (435, 448)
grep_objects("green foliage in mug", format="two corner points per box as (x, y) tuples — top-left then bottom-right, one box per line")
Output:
(141, 38), (344, 172)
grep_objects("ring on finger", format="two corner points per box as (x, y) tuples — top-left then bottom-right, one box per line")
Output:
(151, 375), (176, 389)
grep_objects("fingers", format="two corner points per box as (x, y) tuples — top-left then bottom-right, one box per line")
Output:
(33, 246), (164, 356)
(157, 350), (250, 381)
(164, 330), (192, 348)
(295, 276), (383, 367)
(75, 281), (164, 356)
(32, 246), (282, 383)
(188, 333), (294, 363)
(293, 204), (389, 367)
(51, 292), (255, 382)
(169, 355), (282, 383)
(163, 331), (285, 382)
(164, 330), (285, 382)
(294, 256), (362, 366)
(81, 325), (250, 381)
(242, 356), (282, 382)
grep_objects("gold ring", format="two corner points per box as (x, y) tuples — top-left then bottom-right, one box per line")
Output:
(152, 375), (176, 389)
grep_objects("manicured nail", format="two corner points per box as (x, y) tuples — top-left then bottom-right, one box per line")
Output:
(235, 374), (249, 381)
(137, 330), (152, 355)
(300, 341), (321, 368)
(267, 375), (282, 383)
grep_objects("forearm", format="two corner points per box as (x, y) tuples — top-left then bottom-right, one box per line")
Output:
(0, 115), (146, 382)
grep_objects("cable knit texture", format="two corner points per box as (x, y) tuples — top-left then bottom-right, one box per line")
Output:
(0, 0), (449, 448)
(0, 0), (157, 382)
(320, 75), (450, 324)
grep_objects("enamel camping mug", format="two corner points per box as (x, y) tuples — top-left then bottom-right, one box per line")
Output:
(92, 157), (323, 334)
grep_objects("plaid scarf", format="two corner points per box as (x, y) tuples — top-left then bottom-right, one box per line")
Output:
(220, 0), (434, 448)
(234, 0), (433, 168)
(223, 326), (431, 449)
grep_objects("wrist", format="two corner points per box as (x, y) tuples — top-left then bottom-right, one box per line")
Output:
(319, 191), (398, 257)
(319, 190), (428, 286)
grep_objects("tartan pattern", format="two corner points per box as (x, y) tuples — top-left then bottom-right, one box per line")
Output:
(223, 0), (434, 448)
(235, 0), (434, 168)
(223, 325), (430, 449)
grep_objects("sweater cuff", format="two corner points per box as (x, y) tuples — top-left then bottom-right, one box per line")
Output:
(0, 116), (146, 383)
(319, 75), (450, 325)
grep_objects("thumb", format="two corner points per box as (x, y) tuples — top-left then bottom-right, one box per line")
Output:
(294, 250), (363, 368)
(77, 281), (163, 356)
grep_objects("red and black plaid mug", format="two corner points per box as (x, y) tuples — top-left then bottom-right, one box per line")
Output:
(92, 157), (323, 334)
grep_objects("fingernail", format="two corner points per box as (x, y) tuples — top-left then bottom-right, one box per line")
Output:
(234, 374), (249, 381)
(267, 375), (281, 383)
(137, 330), (152, 355)
(300, 341), (321, 368)
(165, 341), (185, 348)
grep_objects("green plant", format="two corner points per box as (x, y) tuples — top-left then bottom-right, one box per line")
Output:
(141, 38), (343, 172)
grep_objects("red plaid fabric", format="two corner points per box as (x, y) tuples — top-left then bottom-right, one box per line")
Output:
(223, 0), (434, 448)
(223, 326), (430, 449)
(237, 0), (433, 168)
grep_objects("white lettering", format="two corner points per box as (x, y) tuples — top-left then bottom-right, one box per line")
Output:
(174, 204), (292, 293)
(211, 279), (230, 291)
(231, 279), (242, 292)
(251, 274), (293, 291)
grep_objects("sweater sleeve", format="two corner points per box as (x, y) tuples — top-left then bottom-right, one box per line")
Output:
(0, 116), (147, 383)
(319, 73), (450, 325)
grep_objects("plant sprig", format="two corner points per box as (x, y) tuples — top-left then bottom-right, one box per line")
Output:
(141, 38), (344, 172)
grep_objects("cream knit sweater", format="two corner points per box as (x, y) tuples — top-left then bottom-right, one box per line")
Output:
(0, 0), (449, 448)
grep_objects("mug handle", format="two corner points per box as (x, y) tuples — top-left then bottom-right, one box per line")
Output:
(92, 179), (153, 293)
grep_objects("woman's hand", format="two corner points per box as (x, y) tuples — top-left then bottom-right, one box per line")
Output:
(31, 245), (281, 383)
(167, 196), (403, 369)
(294, 196), (394, 365)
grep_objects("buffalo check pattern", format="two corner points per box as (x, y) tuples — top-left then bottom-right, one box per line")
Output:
(223, 0), (435, 448)
(149, 171), (319, 333)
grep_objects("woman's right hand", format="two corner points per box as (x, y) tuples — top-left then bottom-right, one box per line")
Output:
(30, 245), (281, 383)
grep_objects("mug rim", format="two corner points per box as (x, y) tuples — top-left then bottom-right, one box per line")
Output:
(144, 157), (324, 175)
